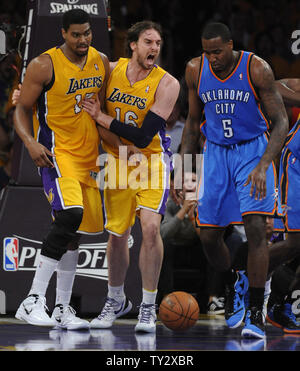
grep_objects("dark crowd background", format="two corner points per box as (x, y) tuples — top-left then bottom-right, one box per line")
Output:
(0, 0), (299, 190)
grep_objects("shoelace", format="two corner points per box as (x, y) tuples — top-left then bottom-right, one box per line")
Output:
(98, 298), (118, 320)
(138, 304), (156, 323)
(215, 297), (225, 307)
(31, 295), (50, 313)
(64, 305), (77, 317)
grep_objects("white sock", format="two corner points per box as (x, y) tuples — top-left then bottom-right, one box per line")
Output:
(29, 255), (58, 297)
(108, 284), (125, 304)
(56, 250), (78, 306)
(142, 288), (157, 305)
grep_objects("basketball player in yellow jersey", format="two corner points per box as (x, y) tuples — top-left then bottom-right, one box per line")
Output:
(13, 10), (122, 330)
(83, 21), (180, 333)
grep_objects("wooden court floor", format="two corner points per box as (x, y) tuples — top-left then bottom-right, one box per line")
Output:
(0, 314), (299, 352)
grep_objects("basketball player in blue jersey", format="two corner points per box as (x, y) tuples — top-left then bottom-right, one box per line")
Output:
(265, 79), (300, 333)
(180, 22), (288, 338)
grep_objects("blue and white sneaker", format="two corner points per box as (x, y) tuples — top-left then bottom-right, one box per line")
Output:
(90, 297), (132, 329)
(242, 308), (266, 339)
(225, 270), (249, 328)
(135, 303), (157, 333)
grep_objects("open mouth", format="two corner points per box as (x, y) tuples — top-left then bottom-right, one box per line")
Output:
(146, 54), (155, 62)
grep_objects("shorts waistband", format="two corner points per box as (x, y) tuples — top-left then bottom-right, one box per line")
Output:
(208, 133), (266, 149)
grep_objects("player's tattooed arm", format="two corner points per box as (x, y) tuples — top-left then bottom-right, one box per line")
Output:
(181, 57), (204, 157)
(251, 56), (289, 168)
(244, 55), (289, 199)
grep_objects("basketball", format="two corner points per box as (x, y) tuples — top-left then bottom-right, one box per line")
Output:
(159, 291), (199, 331)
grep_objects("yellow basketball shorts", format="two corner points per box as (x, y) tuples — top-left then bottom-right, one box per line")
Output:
(41, 169), (103, 235)
(103, 152), (171, 236)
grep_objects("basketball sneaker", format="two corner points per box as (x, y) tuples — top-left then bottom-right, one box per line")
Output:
(266, 303), (300, 334)
(135, 303), (157, 333)
(207, 296), (225, 315)
(241, 307), (266, 339)
(51, 304), (90, 330)
(245, 291), (270, 323)
(225, 271), (249, 328)
(90, 297), (132, 329)
(15, 294), (55, 327)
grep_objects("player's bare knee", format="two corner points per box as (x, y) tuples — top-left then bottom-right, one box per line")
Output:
(142, 221), (160, 243)
(200, 229), (223, 248)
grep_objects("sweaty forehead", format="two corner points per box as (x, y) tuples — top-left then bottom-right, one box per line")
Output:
(139, 29), (161, 41)
(202, 36), (226, 51)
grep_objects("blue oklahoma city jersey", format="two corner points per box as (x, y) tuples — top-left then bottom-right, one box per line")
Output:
(198, 51), (269, 145)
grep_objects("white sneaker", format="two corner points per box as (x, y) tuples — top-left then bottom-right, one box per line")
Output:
(90, 297), (132, 329)
(135, 303), (157, 333)
(51, 304), (90, 330)
(207, 296), (225, 315)
(15, 294), (55, 327)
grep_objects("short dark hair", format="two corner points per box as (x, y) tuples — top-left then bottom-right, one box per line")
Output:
(62, 9), (91, 31)
(201, 22), (232, 42)
(126, 20), (163, 57)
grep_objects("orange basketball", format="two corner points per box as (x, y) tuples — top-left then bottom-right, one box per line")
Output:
(159, 291), (199, 331)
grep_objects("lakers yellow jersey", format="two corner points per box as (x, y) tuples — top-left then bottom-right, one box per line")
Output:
(102, 58), (168, 157)
(33, 46), (105, 187)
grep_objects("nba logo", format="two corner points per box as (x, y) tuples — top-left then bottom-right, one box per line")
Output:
(3, 238), (19, 271)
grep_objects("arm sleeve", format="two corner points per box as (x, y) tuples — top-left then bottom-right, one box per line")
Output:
(109, 110), (166, 148)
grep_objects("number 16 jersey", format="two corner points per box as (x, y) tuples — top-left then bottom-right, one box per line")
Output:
(102, 57), (168, 157)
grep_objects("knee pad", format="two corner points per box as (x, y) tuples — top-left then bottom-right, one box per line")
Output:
(42, 207), (83, 260)
(66, 232), (81, 251)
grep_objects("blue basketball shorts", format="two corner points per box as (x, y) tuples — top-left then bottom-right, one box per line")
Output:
(196, 133), (281, 227)
(278, 146), (300, 232)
